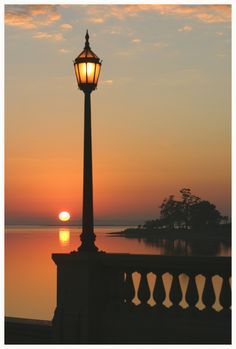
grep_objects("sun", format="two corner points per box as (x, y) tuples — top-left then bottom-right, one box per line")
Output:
(59, 211), (70, 222)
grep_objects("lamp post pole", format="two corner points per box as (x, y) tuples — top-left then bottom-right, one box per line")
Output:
(79, 89), (97, 251)
(74, 31), (101, 252)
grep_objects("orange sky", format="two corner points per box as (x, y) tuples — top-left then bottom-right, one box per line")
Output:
(5, 5), (231, 224)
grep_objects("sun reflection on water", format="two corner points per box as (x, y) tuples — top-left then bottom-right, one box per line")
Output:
(59, 229), (70, 246)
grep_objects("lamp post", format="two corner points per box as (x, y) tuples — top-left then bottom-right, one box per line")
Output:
(74, 30), (102, 252)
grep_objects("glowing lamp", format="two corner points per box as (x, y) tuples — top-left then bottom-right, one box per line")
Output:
(74, 30), (102, 92)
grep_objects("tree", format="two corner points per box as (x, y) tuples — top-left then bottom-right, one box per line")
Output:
(143, 188), (223, 232)
(221, 216), (229, 225)
(190, 200), (222, 230)
(179, 188), (200, 229)
(160, 195), (183, 229)
(143, 219), (160, 230)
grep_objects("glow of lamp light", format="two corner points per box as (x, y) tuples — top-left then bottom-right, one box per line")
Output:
(87, 63), (94, 78)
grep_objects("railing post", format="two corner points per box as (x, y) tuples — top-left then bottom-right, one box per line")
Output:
(169, 272), (182, 310)
(186, 273), (198, 311)
(124, 270), (135, 306)
(202, 273), (215, 312)
(219, 274), (231, 311)
(138, 271), (150, 306)
(153, 272), (166, 309)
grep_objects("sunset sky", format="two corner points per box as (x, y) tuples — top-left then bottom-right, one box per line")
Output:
(5, 4), (231, 225)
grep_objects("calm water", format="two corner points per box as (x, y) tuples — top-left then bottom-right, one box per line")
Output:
(5, 225), (231, 320)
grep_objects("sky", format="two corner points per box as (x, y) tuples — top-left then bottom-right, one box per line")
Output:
(5, 4), (231, 225)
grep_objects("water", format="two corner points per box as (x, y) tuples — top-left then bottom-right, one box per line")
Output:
(5, 225), (231, 320)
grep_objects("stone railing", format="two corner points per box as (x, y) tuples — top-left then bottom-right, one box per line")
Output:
(101, 254), (231, 312)
(5, 317), (52, 344)
(52, 253), (231, 344)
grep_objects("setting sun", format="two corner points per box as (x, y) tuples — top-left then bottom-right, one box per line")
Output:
(58, 211), (70, 222)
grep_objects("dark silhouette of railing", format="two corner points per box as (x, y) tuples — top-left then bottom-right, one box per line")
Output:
(107, 255), (231, 311)
(52, 253), (231, 344)
(5, 317), (52, 344)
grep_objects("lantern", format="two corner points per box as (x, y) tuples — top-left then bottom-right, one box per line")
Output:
(74, 30), (102, 92)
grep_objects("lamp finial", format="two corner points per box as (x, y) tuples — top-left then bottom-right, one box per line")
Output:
(84, 30), (90, 50)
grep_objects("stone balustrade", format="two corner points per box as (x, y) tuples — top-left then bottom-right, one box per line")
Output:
(52, 253), (231, 344)
(101, 254), (231, 312)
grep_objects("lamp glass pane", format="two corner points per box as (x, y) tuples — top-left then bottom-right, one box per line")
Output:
(86, 63), (96, 83)
(78, 63), (87, 83)
(74, 64), (81, 84)
(94, 63), (101, 85)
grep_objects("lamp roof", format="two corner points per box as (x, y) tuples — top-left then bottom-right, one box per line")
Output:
(74, 30), (100, 63)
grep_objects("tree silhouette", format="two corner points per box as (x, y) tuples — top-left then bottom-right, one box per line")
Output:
(221, 215), (229, 225)
(190, 200), (221, 229)
(179, 188), (200, 228)
(160, 195), (183, 229)
(143, 219), (161, 230)
(143, 188), (223, 231)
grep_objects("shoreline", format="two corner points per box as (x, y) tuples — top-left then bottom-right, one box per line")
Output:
(107, 226), (231, 243)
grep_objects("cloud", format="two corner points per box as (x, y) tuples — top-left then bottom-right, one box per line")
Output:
(59, 48), (70, 53)
(60, 23), (72, 30)
(132, 38), (141, 43)
(218, 53), (226, 59)
(5, 5), (61, 29)
(33, 32), (64, 41)
(116, 51), (131, 57)
(153, 42), (168, 49)
(6, 5), (229, 31)
(102, 79), (113, 85)
(85, 5), (231, 24)
(193, 9), (230, 23)
(90, 17), (105, 24)
(178, 25), (193, 32)
(111, 30), (121, 35)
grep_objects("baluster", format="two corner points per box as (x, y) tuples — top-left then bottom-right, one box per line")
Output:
(202, 273), (215, 311)
(124, 270), (135, 306)
(219, 274), (231, 311)
(185, 273), (198, 311)
(153, 272), (166, 309)
(169, 272), (182, 309)
(137, 270), (150, 306)
(109, 270), (125, 307)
